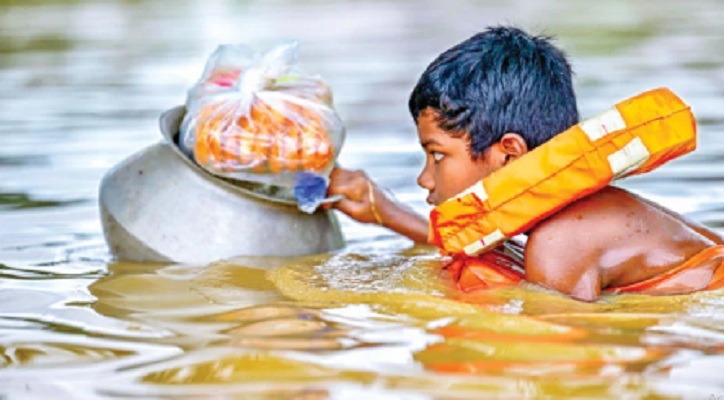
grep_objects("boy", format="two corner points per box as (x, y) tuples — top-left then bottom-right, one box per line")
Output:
(326, 26), (724, 302)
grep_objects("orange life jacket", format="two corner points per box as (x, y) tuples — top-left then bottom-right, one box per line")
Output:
(444, 249), (525, 292)
(605, 245), (724, 294)
(429, 88), (697, 257)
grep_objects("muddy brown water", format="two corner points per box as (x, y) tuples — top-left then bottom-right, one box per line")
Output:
(1, 1), (724, 398)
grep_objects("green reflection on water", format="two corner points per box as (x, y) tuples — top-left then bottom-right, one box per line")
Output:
(558, 24), (659, 55)
(0, 35), (73, 55)
(0, 192), (84, 210)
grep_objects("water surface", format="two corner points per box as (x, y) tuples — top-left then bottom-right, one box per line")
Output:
(1, 1), (724, 398)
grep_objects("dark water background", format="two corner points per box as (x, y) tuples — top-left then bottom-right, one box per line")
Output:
(1, 1), (724, 399)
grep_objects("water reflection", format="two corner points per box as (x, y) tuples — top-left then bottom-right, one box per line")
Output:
(1, 0), (724, 398)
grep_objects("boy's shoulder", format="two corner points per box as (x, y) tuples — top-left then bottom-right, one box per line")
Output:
(522, 186), (659, 299)
(522, 185), (719, 299)
(526, 185), (718, 259)
(527, 186), (647, 244)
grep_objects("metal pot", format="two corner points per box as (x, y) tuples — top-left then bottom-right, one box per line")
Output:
(98, 106), (345, 263)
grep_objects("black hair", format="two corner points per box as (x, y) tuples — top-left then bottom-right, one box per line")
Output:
(408, 26), (579, 156)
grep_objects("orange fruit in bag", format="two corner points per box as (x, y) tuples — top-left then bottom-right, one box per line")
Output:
(193, 96), (335, 175)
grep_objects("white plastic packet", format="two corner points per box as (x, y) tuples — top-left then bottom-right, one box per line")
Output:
(180, 42), (345, 189)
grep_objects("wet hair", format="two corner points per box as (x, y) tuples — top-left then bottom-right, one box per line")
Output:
(408, 26), (579, 156)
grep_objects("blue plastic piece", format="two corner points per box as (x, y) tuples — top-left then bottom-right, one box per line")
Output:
(294, 172), (328, 214)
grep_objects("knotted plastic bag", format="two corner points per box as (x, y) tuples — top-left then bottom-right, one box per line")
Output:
(180, 42), (345, 193)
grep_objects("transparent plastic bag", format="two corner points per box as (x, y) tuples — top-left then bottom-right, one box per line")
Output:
(180, 42), (345, 188)
(186, 44), (254, 101)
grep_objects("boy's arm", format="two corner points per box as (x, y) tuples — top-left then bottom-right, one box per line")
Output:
(325, 168), (430, 244)
(524, 219), (602, 302)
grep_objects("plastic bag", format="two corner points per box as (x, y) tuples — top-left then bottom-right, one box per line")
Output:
(185, 44), (254, 101)
(180, 42), (345, 189)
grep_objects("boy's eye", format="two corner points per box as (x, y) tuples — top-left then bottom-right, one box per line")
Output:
(432, 151), (445, 162)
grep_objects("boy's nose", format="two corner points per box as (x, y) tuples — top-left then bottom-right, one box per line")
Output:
(417, 165), (434, 191)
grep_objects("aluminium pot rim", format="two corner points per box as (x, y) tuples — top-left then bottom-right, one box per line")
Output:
(159, 105), (302, 207)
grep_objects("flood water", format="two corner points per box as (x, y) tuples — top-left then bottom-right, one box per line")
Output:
(2, 0), (724, 398)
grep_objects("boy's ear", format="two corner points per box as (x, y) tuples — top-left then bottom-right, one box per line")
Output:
(499, 133), (528, 164)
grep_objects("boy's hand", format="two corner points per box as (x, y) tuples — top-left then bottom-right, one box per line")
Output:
(325, 167), (386, 225)
(325, 167), (431, 244)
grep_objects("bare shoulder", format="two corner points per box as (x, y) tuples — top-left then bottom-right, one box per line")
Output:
(523, 187), (633, 300)
(525, 186), (643, 257)
(525, 187), (717, 300)
(527, 186), (714, 250)
(523, 186), (709, 301)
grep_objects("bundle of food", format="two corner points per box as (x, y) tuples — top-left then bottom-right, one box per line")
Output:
(180, 42), (345, 210)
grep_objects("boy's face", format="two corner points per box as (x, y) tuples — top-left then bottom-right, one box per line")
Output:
(416, 109), (500, 206)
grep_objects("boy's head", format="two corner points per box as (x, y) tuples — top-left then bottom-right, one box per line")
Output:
(410, 26), (579, 205)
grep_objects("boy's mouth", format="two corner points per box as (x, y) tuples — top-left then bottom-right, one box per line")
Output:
(426, 193), (436, 206)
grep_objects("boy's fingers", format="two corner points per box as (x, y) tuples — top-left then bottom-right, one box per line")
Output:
(329, 166), (344, 180)
(335, 197), (368, 220)
(318, 194), (344, 211)
(325, 167), (374, 219)
(328, 172), (367, 201)
(326, 181), (351, 202)
(320, 196), (346, 211)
